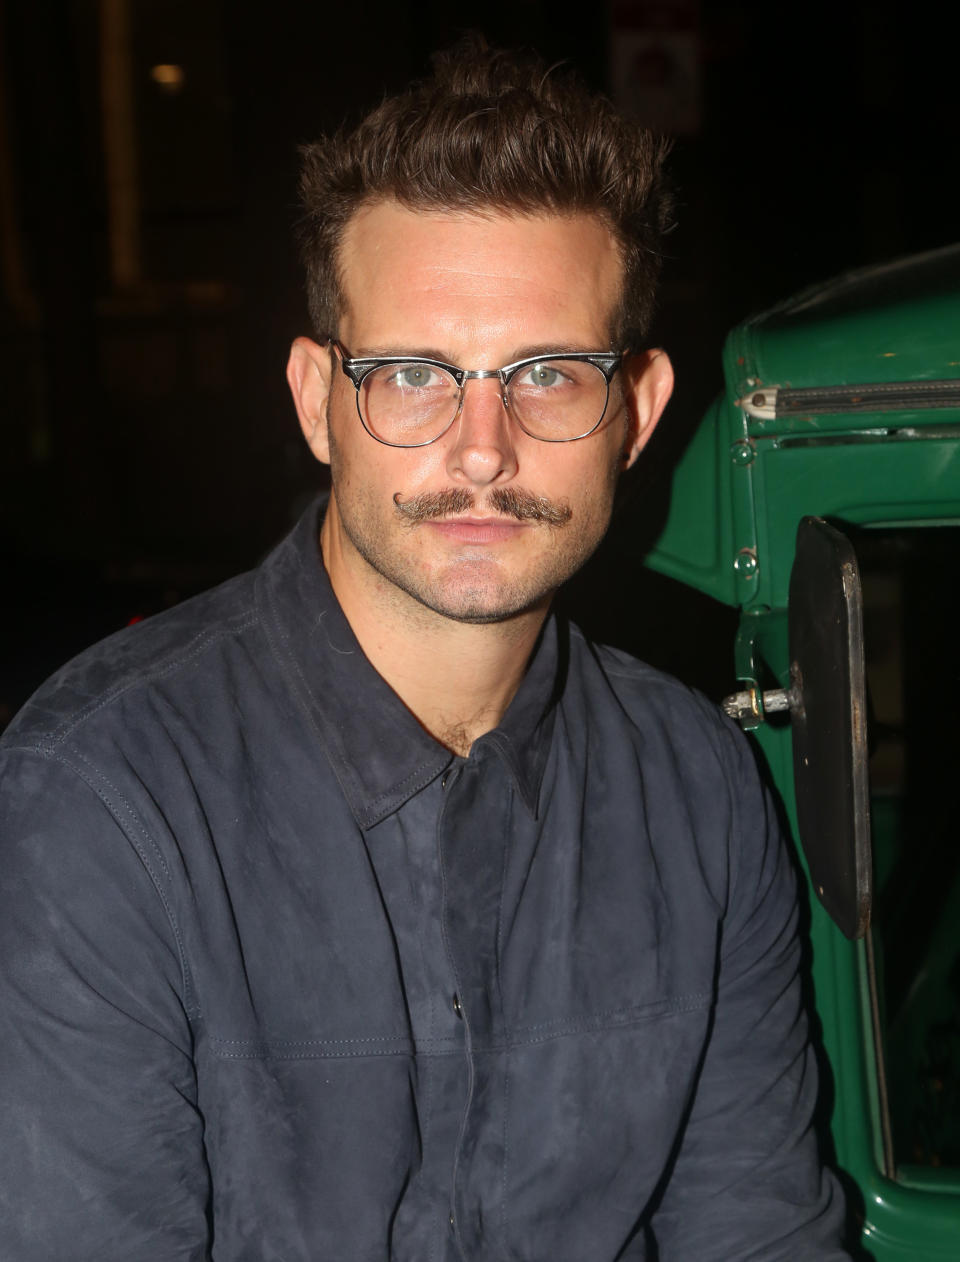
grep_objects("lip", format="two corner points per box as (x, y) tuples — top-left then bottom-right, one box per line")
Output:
(425, 516), (528, 545)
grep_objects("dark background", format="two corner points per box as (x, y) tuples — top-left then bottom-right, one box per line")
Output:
(1, 0), (955, 725)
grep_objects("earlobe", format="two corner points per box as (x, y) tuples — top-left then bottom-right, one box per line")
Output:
(286, 336), (333, 465)
(621, 348), (674, 470)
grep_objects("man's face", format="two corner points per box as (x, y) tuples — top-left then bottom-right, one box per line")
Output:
(289, 201), (672, 626)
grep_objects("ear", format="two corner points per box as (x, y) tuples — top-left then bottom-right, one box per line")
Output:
(620, 349), (674, 470)
(286, 336), (333, 465)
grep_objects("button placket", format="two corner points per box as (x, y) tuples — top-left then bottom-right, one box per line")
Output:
(437, 752), (513, 1261)
(441, 761), (460, 791)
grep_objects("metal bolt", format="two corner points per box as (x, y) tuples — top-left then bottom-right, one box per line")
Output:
(753, 392), (766, 407)
(733, 549), (758, 577)
(730, 440), (755, 467)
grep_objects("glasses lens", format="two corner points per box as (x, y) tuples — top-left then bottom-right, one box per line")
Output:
(507, 359), (610, 441)
(360, 363), (460, 445)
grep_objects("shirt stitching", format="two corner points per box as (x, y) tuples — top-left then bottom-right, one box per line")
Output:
(52, 749), (197, 1019)
(504, 994), (710, 1049)
(206, 995), (711, 1060)
(212, 1034), (414, 1047)
(36, 610), (259, 752)
(497, 783), (512, 1246)
(508, 993), (709, 1039)
(259, 574), (446, 823)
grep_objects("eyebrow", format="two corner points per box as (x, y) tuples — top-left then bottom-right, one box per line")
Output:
(349, 343), (612, 363)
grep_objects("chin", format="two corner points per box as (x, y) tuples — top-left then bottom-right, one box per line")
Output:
(345, 517), (603, 627)
(406, 582), (553, 626)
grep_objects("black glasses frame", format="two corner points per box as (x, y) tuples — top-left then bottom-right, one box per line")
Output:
(328, 339), (623, 447)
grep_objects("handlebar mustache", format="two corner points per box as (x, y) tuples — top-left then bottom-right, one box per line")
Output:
(393, 488), (572, 526)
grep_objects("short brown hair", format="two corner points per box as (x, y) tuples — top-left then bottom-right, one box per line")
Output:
(297, 38), (673, 350)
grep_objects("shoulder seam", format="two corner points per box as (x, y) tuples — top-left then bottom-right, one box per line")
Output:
(52, 747), (199, 1019)
(21, 608), (259, 755)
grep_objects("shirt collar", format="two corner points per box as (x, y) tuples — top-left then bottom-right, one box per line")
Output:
(256, 498), (560, 829)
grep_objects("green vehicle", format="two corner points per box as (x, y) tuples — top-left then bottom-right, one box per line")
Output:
(644, 243), (960, 1257)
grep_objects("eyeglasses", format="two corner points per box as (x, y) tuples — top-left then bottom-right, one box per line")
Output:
(329, 339), (623, 448)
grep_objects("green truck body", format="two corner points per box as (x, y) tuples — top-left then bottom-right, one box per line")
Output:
(645, 243), (960, 1257)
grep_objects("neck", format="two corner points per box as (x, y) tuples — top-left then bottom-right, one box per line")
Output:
(319, 507), (549, 756)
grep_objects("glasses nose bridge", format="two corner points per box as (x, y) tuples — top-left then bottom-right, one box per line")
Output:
(455, 367), (509, 416)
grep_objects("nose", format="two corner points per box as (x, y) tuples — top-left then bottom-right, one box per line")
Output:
(445, 377), (519, 487)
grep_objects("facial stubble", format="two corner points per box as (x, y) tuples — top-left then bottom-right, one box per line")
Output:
(324, 407), (623, 626)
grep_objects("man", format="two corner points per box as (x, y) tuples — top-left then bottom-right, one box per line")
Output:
(0, 43), (848, 1260)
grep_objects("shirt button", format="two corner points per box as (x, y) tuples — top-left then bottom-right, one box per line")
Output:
(449, 1211), (455, 1229)
(452, 992), (462, 1019)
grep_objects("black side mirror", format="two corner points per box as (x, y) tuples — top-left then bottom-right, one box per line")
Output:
(788, 516), (872, 940)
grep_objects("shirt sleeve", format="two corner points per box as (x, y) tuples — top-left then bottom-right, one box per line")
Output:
(649, 719), (851, 1260)
(0, 747), (211, 1261)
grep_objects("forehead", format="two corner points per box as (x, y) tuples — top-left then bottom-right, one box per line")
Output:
(336, 201), (624, 355)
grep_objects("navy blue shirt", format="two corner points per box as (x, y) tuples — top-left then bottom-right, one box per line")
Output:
(0, 503), (847, 1259)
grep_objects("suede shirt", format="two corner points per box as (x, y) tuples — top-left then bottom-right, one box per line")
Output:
(0, 502), (848, 1260)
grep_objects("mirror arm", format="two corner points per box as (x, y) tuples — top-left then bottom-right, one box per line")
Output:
(722, 683), (797, 727)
